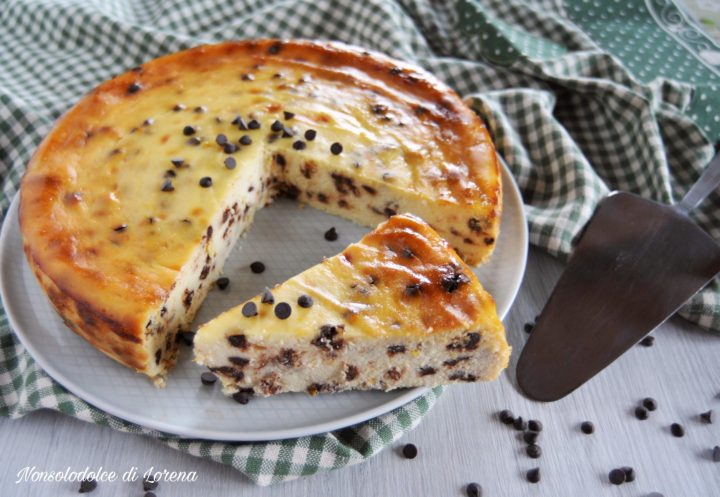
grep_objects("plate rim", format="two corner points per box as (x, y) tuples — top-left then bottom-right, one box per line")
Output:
(0, 161), (527, 441)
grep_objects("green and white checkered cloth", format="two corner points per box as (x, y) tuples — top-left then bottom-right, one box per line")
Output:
(1, 0), (718, 486)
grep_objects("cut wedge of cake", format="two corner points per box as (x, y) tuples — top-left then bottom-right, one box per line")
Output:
(194, 214), (510, 397)
(19, 40), (501, 385)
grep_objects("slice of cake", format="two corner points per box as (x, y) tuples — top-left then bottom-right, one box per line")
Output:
(194, 214), (510, 397)
(20, 39), (501, 385)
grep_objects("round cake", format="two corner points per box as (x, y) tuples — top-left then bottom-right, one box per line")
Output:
(19, 39), (501, 385)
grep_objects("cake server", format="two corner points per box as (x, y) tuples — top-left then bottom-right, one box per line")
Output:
(517, 152), (720, 401)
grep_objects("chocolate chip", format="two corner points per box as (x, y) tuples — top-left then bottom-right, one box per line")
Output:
(700, 409), (713, 424)
(528, 419), (543, 432)
(261, 287), (274, 304)
(324, 227), (338, 241)
(194, 106), (207, 113)
(271, 120), (283, 132)
(242, 301), (258, 317)
(387, 344), (406, 356)
(171, 158), (184, 167)
(183, 125), (196, 136)
(232, 390), (251, 404)
(224, 157), (236, 169)
(240, 73), (254, 81)
(402, 443), (418, 459)
(713, 445), (720, 462)
(161, 179), (174, 192)
(580, 421), (594, 434)
(143, 476), (159, 491)
(284, 111), (295, 120)
(298, 294), (314, 308)
(635, 406), (649, 420)
(608, 468), (626, 485)
(304, 129), (317, 141)
(670, 423), (685, 437)
(187, 136), (202, 146)
(216, 277), (230, 290)
(201, 372), (217, 385)
(526, 444), (542, 459)
(250, 261), (265, 273)
(229, 356), (249, 367)
(281, 126), (294, 138)
(127, 83), (142, 94)
(215, 134), (228, 145)
(223, 143), (239, 154)
(524, 322), (534, 334)
(239, 134), (252, 146)
(621, 466), (635, 482)
(465, 482), (482, 497)
(275, 302), (292, 319)
(523, 430), (539, 445)
(643, 397), (658, 411)
(173, 104), (186, 112)
(79, 478), (97, 493)
(330, 142), (343, 155)
(441, 272), (470, 293)
(513, 416), (527, 431)
(228, 334), (247, 348)
(639, 336), (655, 347)
(526, 467), (540, 483)
(405, 283), (422, 296)
(499, 409), (514, 425)
(247, 119), (260, 130)
(293, 140), (306, 150)
(418, 366), (436, 376)
(199, 177), (213, 188)
(233, 116), (247, 129)
(164, 169), (176, 178)
(143, 118), (154, 126)
(114, 224), (128, 232)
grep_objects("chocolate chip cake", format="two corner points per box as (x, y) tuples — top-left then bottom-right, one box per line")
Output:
(194, 214), (510, 397)
(19, 40), (502, 385)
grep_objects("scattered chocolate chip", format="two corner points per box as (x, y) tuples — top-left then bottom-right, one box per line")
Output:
(621, 466), (635, 482)
(173, 103), (186, 111)
(526, 444), (542, 459)
(639, 336), (655, 347)
(465, 482), (482, 497)
(275, 302), (292, 320)
(441, 272), (470, 293)
(324, 227), (338, 241)
(215, 134), (228, 145)
(143, 118), (154, 126)
(201, 372), (217, 385)
(284, 111), (295, 120)
(161, 179), (175, 192)
(305, 129), (317, 141)
(608, 468), (626, 485)
(330, 142), (343, 155)
(526, 467), (540, 483)
(523, 430), (539, 445)
(293, 140), (306, 150)
(524, 322), (534, 334)
(580, 421), (595, 434)
(183, 125), (197, 136)
(164, 169), (176, 178)
(298, 294), (314, 308)
(513, 416), (527, 431)
(242, 301), (258, 317)
(402, 443), (418, 459)
(261, 287), (274, 304)
(127, 83), (142, 94)
(224, 157), (237, 170)
(499, 409), (514, 425)
(233, 115), (248, 129)
(143, 476), (159, 491)
(247, 119), (260, 129)
(228, 334), (247, 348)
(79, 478), (97, 493)
(171, 157), (184, 167)
(643, 397), (658, 411)
(187, 136), (202, 146)
(250, 261), (265, 273)
(635, 406), (649, 420)
(387, 344), (406, 355)
(405, 283), (422, 296)
(281, 126), (294, 138)
(232, 390), (252, 404)
(223, 143), (239, 154)
(199, 176), (213, 188)
(239, 134), (252, 146)
(528, 419), (543, 432)
(194, 106), (207, 113)
(670, 423), (685, 437)
(700, 409), (713, 424)
(216, 277), (230, 290)
(240, 73), (254, 81)
(713, 445), (720, 462)
(113, 224), (128, 232)
(271, 120), (283, 132)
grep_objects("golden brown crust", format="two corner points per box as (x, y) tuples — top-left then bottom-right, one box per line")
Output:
(19, 39), (501, 376)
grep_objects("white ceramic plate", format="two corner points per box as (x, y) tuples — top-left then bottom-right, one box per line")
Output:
(0, 163), (527, 441)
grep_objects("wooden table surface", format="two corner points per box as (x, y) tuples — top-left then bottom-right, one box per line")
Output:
(1, 248), (718, 496)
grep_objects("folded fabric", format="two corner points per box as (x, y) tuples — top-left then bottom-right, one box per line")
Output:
(0, 0), (717, 486)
